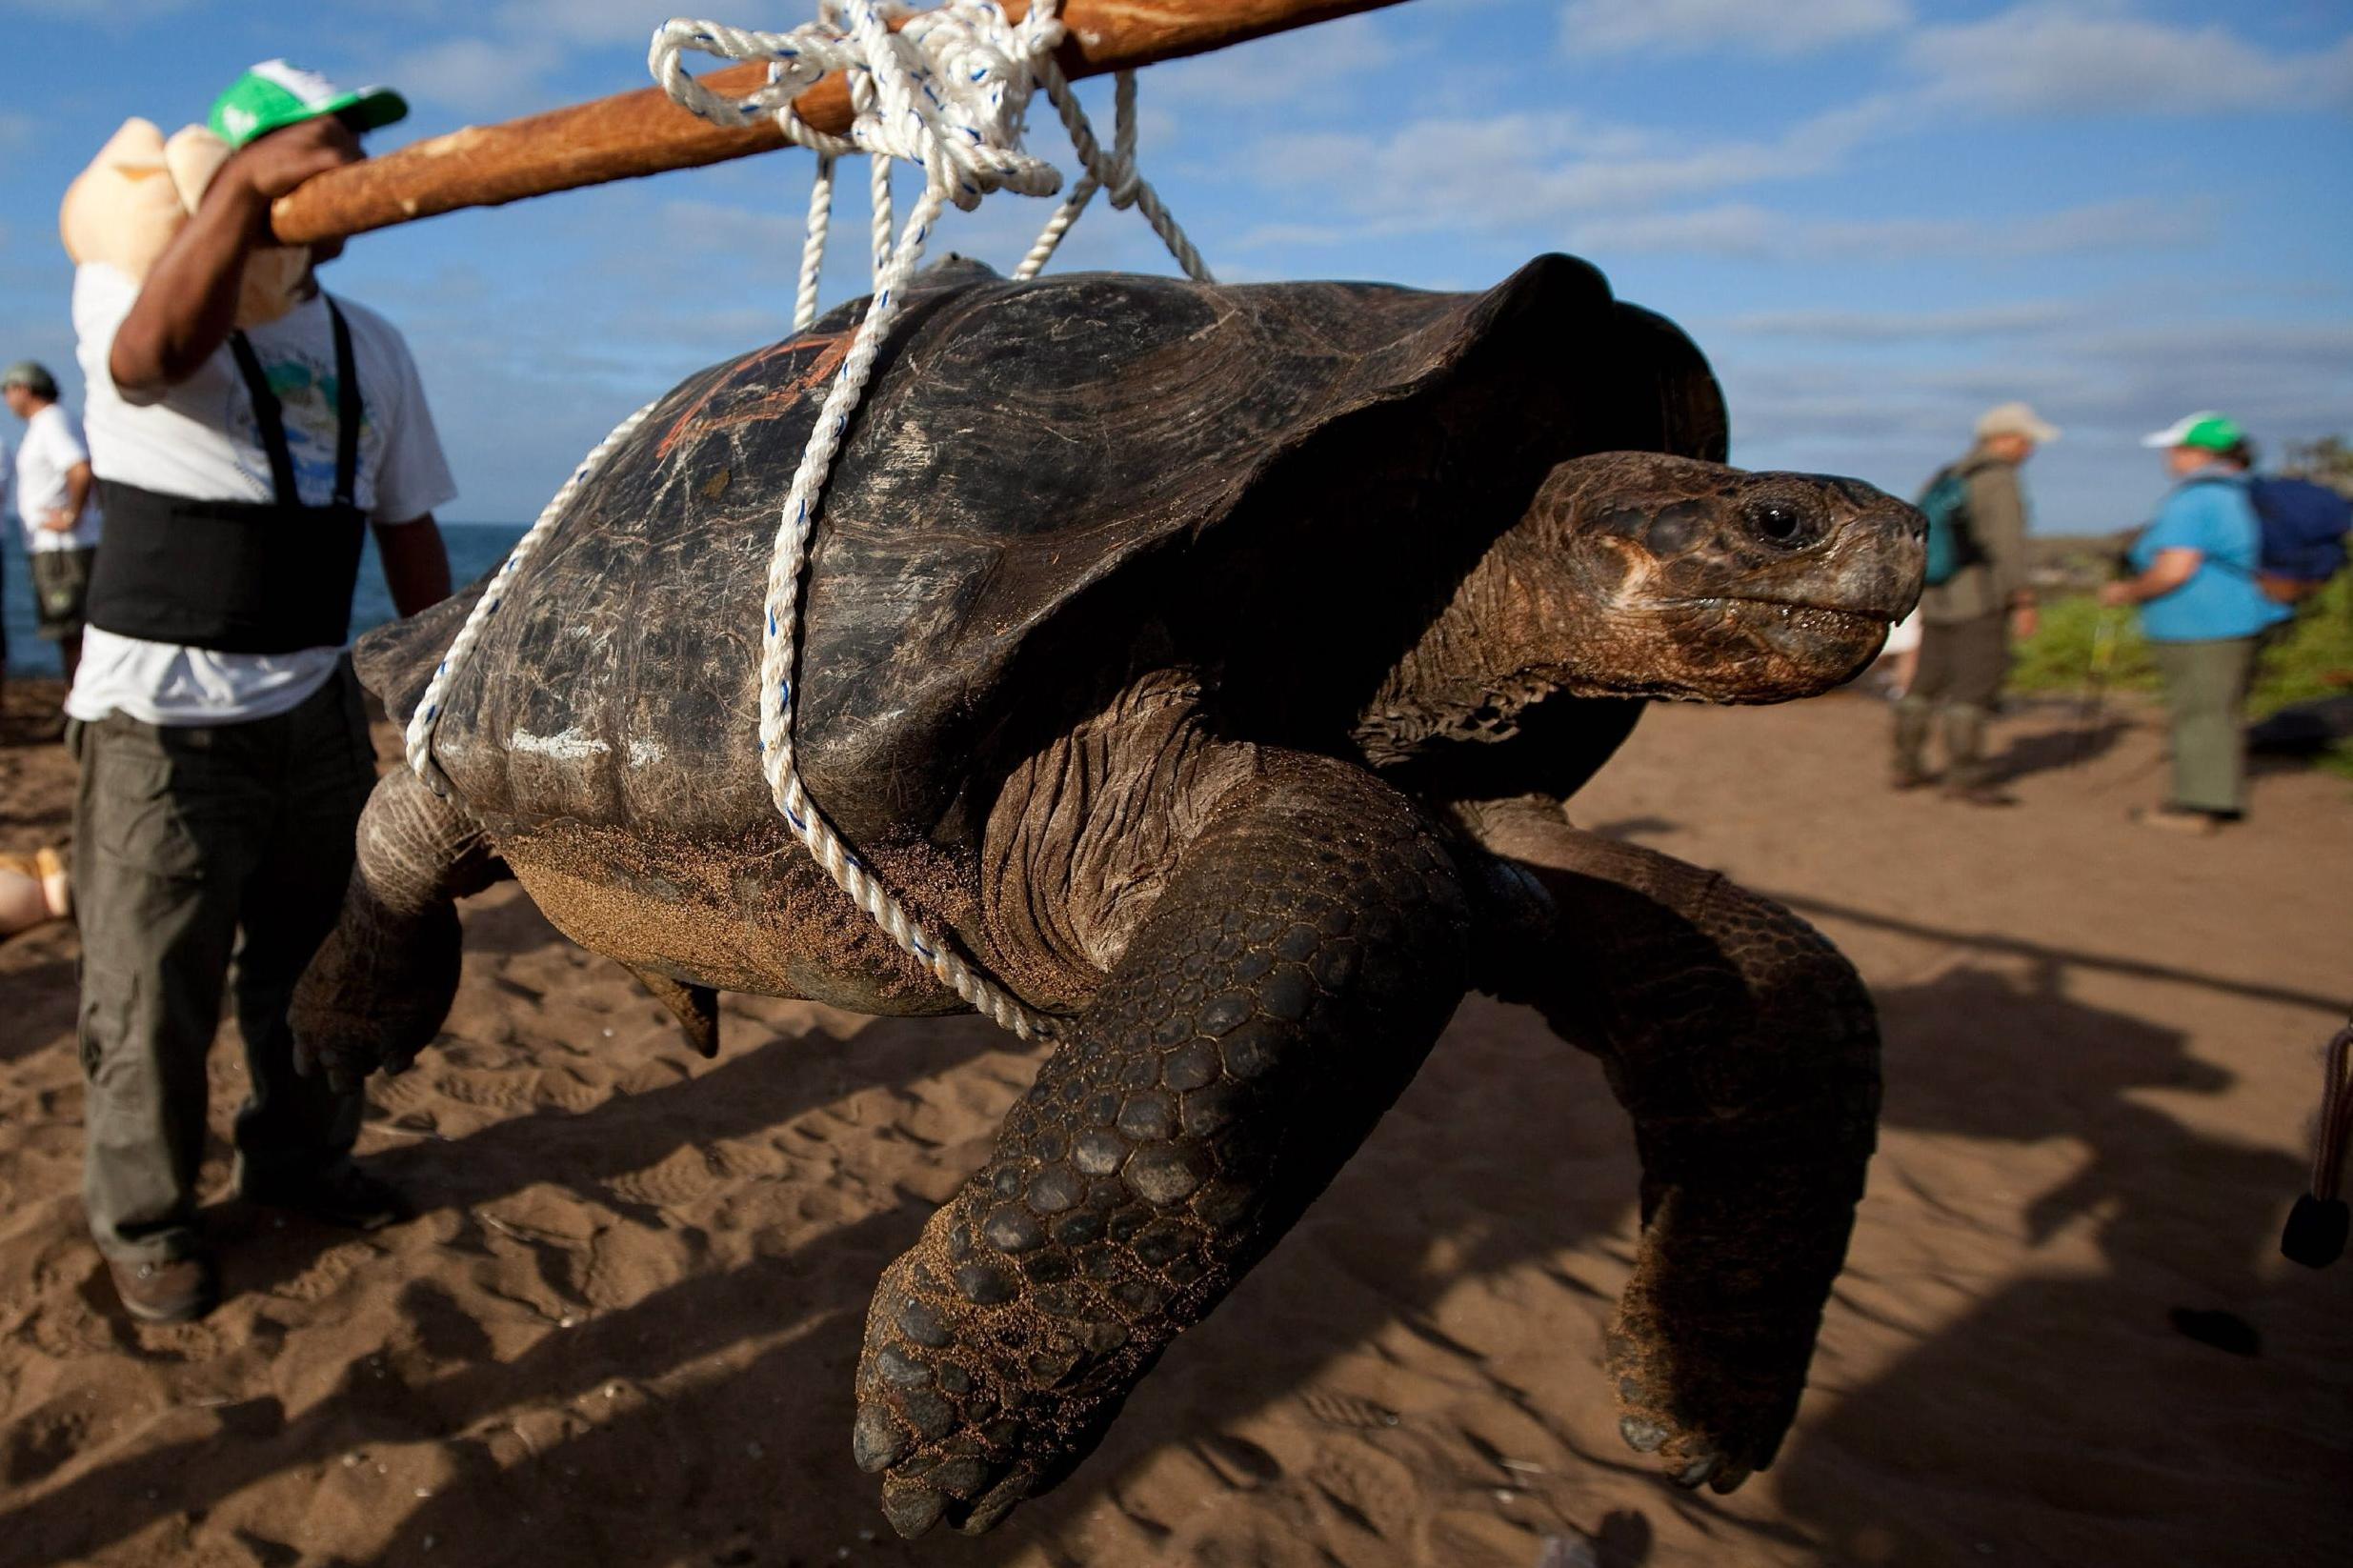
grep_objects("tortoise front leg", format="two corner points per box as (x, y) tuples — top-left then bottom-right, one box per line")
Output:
(1463, 797), (1880, 1493)
(291, 768), (505, 1093)
(853, 754), (1471, 1537)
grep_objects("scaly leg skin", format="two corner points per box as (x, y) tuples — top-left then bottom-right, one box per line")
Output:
(853, 755), (1471, 1537)
(290, 769), (506, 1094)
(1462, 797), (1880, 1495)
(623, 966), (721, 1058)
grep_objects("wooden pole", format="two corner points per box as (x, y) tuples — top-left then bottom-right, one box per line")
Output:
(272, 0), (1409, 246)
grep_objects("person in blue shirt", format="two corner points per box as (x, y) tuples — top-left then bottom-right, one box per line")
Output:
(2101, 412), (2290, 832)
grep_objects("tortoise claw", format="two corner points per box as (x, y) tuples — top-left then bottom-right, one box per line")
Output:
(1674, 1454), (1722, 1489)
(878, 1478), (946, 1538)
(953, 1467), (1038, 1536)
(852, 1402), (913, 1474)
(1619, 1414), (1669, 1454)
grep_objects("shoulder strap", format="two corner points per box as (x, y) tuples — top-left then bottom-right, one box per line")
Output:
(2160, 478), (2262, 578)
(326, 296), (361, 510)
(226, 330), (299, 506)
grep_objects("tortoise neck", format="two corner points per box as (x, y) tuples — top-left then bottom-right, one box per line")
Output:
(1348, 534), (1606, 769)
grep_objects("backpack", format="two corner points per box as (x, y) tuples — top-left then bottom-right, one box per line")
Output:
(2186, 474), (2351, 603)
(1917, 466), (1982, 588)
(2248, 476), (2350, 601)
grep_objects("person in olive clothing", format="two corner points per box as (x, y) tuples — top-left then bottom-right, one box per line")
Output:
(1892, 401), (2052, 805)
(2101, 412), (2289, 834)
(67, 63), (452, 1323)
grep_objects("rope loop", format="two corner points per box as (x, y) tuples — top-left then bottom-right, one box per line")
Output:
(417, 5), (1216, 1043)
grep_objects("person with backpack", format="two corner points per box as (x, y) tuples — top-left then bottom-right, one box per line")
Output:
(2100, 412), (2300, 833)
(1891, 401), (2054, 804)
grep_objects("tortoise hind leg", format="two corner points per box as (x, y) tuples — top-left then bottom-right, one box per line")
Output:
(1461, 796), (1879, 1494)
(853, 754), (1472, 1538)
(622, 966), (720, 1057)
(291, 769), (506, 1093)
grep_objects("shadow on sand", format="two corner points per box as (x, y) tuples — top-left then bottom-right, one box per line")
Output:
(7, 898), (2345, 1566)
(1773, 958), (2345, 1567)
(0, 1004), (1001, 1568)
(1981, 714), (2132, 784)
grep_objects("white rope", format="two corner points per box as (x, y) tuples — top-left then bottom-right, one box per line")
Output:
(402, 394), (666, 797)
(1016, 66), (1210, 284)
(795, 151), (835, 330)
(411, 2), (1214, 1043)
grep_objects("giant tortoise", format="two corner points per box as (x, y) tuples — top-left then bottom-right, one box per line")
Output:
(293, 253), (1920, 1537)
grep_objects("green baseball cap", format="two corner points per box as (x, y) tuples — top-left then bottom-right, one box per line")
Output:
(2141, 411), (2246, 452)
(209, 59), (407, 150)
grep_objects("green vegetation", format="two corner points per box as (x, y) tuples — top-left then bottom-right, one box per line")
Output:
(2010, 574), (2353, 778)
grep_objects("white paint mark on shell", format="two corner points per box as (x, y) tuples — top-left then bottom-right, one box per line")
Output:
(511, 727), (610, 763)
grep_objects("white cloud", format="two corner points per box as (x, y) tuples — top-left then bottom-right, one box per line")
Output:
(1714, 304), (2353, 528)
(1152, 11), (1398, 106)
(1591, 195), (2212, 260)
(495, 0), (675, 48)
(1906, 2), (2353, 114)
(1725, 301), (2081, 340)
(376, 0), (711, 116)
(1237, 97), (1899, 244)
(385, 33), (567, 117)
(1561, 0), (1912, 58)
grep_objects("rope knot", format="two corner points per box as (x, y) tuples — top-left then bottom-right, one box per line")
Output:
(655, 2), (1069, 209)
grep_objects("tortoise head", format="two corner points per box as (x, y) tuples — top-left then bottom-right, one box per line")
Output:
(1517, 451), (1927, 702)
(1356, 451), (1922, 767)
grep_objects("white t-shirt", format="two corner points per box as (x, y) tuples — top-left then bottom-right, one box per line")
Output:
(68, 261), (457, 726)
(14, 402), (104, 553)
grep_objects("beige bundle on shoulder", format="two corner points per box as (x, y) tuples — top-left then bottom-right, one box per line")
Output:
(58, 116), (309, 328)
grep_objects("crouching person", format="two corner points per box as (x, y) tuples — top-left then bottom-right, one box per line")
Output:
(66, 64), (453, 1321)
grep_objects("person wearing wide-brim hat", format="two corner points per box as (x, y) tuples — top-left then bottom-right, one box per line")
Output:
(61, 61), (454, 1324)
(2100, 412), (2291, 834)
(1891, 400), (2057, 806)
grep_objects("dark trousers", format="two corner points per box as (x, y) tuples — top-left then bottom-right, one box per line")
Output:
(2148, 636), (2259, 816)
(70, 663), (377, 1264)
(1893, 612), (2009, 786)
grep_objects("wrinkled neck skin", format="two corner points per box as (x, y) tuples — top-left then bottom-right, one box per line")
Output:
(1355, 452), (1923, 768)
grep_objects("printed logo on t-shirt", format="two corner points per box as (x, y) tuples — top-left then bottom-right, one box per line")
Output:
(218, 341), (378, 502)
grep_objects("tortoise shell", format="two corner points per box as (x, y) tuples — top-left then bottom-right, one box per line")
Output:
(365, 253), (1725, 850)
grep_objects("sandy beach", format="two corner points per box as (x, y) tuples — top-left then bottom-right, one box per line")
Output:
(1, 675), (2346, 1568)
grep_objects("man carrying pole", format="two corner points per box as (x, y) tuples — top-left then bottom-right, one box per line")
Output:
(66, 63), (455, 1322)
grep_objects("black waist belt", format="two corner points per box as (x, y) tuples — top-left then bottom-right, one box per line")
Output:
(87, 479), (366, 653)
(86, 297), (368, 655)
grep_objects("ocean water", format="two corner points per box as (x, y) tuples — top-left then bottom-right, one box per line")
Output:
(0, 520), (531, 675)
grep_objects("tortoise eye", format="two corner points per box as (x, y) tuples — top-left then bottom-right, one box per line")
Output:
(1745, 500), (1816, 549)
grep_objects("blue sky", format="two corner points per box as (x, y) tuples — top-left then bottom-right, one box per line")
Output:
(2, 0), (2348, 532)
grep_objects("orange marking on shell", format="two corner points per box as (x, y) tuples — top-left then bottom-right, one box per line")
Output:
(654, 331), (856, 461)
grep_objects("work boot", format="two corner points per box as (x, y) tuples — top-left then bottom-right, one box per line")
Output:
(109, 1253), (220, 1324)
(240, 1161), (412, 1231)
(2131, 804), (2222, 836)
(1940, 702), (2018, 804)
